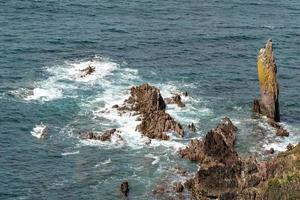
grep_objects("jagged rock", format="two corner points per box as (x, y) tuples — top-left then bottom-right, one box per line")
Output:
(136, 110), (184, 140)
(121, 84), (184, 139)
(80, 65), (95, 78)
(179, 117), (300, 199)
(188, 123), (196, 132)
(174, 182), (184, 193)
(276, 127), (289, 137)
(120, 181), (129, 197)
(253, 39), (280, 122)
(165, 94), (185, 107)
(79, 129), (121, 141)
(180, 118), (266, 199)
(180, 117), (238, 165)
(286, 143), (294, 151)
(128, 83), (166, 112)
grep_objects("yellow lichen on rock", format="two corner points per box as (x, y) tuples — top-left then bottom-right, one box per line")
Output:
(254, 39), (280, 122)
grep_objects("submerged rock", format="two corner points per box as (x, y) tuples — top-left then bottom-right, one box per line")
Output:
(165, 94), (185, 107)
(121, 83), (184, 140)
(80, 65), (95, 78)
(253, 39), (280, 122)
(188, 123), (196, 132)
(79, 128), (122, 141)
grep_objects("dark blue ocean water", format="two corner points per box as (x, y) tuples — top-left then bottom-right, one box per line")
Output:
(1, 0), (300, 199)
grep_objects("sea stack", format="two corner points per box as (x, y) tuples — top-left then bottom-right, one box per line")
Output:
(253, 39), (280, 122)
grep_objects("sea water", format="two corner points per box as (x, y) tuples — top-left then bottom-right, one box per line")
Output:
(1, 0), (300, 199)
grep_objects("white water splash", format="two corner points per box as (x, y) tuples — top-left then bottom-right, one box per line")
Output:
(61, 151), (80, 156)
(19, 56), (120, 102)
(31, 123), (48, 139)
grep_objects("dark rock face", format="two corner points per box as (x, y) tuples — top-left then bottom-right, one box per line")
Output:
(79, 129), (122, 141)
(253, 39), (280, 122)
(120, 84), (184, 140)
(180, 118), (264, 199)
(120, 181), (129, 197)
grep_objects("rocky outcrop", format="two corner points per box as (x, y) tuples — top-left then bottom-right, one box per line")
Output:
(79, 129), (123, 141)
(260, 143), (300, 200)
(180, 117), (238, 164)
(178, 117), (300, 199)
(120, 84), (184, 140)
(253, 39), (280, 122)
(180, 118), (264, 199)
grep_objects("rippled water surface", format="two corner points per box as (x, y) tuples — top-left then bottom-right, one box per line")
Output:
(1, 0), (300, 199)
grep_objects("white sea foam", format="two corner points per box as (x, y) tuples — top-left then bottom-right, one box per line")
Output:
(262, 122), (300, 152)
(145, 154), (160, 165)
(94, 158), (112, 168)
(61, 151), (80, 156)
(25, 87), (63, 101)
(31, 123), (48, 139)
(21, 56), (120, 102)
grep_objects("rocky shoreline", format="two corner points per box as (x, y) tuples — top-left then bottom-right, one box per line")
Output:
(76, 40), (299, 199)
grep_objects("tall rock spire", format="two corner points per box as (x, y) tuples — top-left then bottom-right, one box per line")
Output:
(253, 39), (280, 122)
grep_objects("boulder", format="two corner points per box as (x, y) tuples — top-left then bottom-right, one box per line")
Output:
(276, 127), (289, 137)
(265, 148), (275, 155)
(174, 182), (184, 193)
(253, 39), (280, 122)
(286, 143), (294, 151)
(120, 181), (129, 197)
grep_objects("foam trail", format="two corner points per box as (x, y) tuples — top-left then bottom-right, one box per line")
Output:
(94, 158), (112, 168)
(61, 151), (80, 156)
